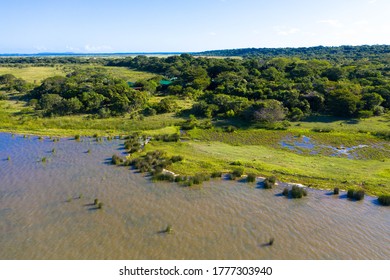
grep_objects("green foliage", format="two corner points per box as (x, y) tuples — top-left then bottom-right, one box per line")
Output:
(263, 176), (276, 189)
(334, 187), (339, 195)
(378, 195), (390, 206)
(111, 154), (123, 165)
(347, 189), (365, 201)
(210, 171), (222, 178)
(246, 173), (256, 183)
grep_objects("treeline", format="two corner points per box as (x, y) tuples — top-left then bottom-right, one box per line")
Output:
(25, 70), (148, 117)
(195, 45), (390, 61)
(106, 53), (390, 120)
(1, 49), (390, 122)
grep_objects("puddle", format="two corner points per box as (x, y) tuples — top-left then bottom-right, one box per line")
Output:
(280, 136), (370, 158)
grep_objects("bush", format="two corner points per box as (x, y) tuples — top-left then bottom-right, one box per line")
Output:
(171, 155), (184, 163)
(246, 173), (256, 183)
(282, 188), (289, 196)
(232, 168), (244, 178)
(347, 188), (365, 201)
(334, 187), (339, 195)
(290, 185), (307, 198)
(230, 160), (243, 166)
(111, 154), (123, 165)
(378, 195), (390, 206)
(153, 173), (175, 182)
(211, 171), (222, 178)
(227, 173), (237, 180)
(263, 176), (276, 189)
(74, 134), (80, 141)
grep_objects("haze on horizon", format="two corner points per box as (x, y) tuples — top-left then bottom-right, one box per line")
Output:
(1, 0), (389, 54)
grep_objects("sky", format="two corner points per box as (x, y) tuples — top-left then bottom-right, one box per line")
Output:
(1, 0), (390, 53)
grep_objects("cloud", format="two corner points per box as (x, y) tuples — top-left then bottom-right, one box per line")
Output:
(84, 44), (112, 52)
(317, 19), (342, 27)
(274, 26), (300, 36)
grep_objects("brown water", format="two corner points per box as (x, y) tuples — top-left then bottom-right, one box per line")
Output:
(0, 133), (389, 260)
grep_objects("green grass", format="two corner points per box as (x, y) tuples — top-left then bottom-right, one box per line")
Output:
(1, 98), (389, 197)
(0, 65), (157, 84)
(140, 140), (389, 196)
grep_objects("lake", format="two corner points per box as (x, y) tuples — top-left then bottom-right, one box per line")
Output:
(0, 133), (389, 259)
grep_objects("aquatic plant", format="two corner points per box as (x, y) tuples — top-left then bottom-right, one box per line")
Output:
(74, 134), (80, 141)
(41, 157), (47, 163)
(246, 173), (256, 183)
(111, 154), (123, 165)
(333, 187), (339, 195)
(347, 189), (365, 201)
(94, 198), (99, 205)
(97, 202), (103, 209)
(290, 185), (307, 198)
(211, 171), (222, 178)
(232, 168), (244, 178)
(164, 225), (173, 234)
(87, 149), (91, 153)
(7, 156), (10, 161)
(282, 187), (289, 196)
(263, 176), (276, 189)
(51, 148), (56, 154)
(378, 195), (390, 206)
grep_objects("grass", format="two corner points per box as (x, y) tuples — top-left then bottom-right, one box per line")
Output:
(0, 94), (388, 197)
(0, 65), (157, 84)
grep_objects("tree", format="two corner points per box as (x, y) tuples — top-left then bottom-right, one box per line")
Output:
(248, 99), (287, 123)
(327, 88), (360, 117)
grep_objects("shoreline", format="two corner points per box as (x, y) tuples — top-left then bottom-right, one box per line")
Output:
(1, 130), (389, 199)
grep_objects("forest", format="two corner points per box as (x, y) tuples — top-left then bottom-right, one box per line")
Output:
(1, 45), (389, 127)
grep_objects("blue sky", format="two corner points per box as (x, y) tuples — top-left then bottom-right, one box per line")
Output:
(1, 0), (389, 53)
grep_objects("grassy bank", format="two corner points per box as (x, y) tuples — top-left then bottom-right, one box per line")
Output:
(1, 98), (389, 196)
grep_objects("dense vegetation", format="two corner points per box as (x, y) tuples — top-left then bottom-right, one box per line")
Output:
(2, 50), (389, 123)
(1, 46), (389, 197)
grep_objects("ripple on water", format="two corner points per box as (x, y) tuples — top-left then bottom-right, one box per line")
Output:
(0, 133), (389, 260)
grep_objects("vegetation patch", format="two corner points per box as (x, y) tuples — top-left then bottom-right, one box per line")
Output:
(282, 185), (308, 199)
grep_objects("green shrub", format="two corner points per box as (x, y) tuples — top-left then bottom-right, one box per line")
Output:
(153, 173), (175, 182)
(282, 188), (289, 196)
(334, 187), (339, 195)
(290, 185), (307, 198)
(232, 168), (244, 178)
(347, 188), (365, 200)
(246, 173), (256, 183)
(263, 176), (276, 189)
(74, 134), (80, 141)
(97, 202), (103, 209)
(230, 160), (242, 166)
(94, 198), (99, 205)
(224, 125), (236, 133)
(311, 127), (333, 133)
(171, 155), (184, 163)
(227, 173), (237, 180)
(378, 195), (390, 206)
(111, 154), (123, 165)
(211, 171), (222, 178)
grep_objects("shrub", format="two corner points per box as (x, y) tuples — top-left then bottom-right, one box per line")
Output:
(246, 173), (256, 183)
(171, 155), (184, 163)
(111, 154), (123, 165)
(378, 195), (390, 206)
(75, 134), (80, 141)
(232, 168), (244, 178)
(94, 198), (99, 205)
(290, 185), (307, 198)
(211, 171), (222, 178)
(153, 173), (175, 182)
(97, 202), (104, 209)
(263, 176), (277, 189)
(334, 187), (339, 195)
(230, 160), (243, 166)
(282, 188), (289, 196)
(227, 173), (237, 180)
(347, 189), (365, 201)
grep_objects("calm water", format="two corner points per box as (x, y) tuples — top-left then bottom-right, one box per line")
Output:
(0, 133), (389, 260)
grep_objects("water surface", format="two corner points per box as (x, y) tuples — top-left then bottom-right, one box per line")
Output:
(0, 133), (389, 259)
